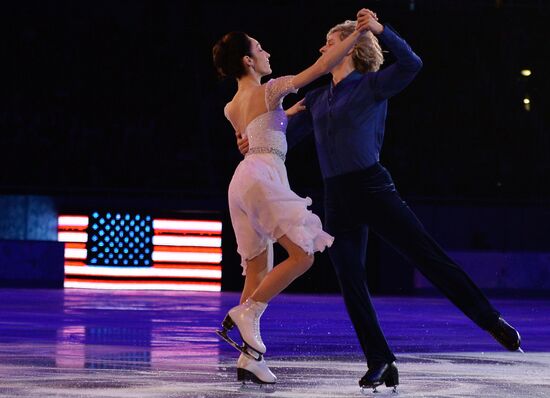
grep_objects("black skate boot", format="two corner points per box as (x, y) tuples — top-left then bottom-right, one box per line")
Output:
(359, 362), (398, 394)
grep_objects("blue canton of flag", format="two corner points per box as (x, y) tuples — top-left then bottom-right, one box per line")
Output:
(87, 212), (154, 267)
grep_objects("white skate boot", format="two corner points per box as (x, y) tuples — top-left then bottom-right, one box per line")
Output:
(237, 352), (277, 385)
(216, 298), (267, 356)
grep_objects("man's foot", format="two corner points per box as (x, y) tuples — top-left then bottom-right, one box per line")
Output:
(359, 361), (398, 393)
(488, 316), (522, 352)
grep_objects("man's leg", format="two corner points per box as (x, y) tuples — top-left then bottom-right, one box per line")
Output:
(364, 190), (500, 330)
(327, 221), (396, 367)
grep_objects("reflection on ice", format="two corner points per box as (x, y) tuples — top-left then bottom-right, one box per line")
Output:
(0, 288), (548, 397)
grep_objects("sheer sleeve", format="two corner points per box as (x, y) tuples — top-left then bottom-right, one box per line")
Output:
(264, 76), (298, 111)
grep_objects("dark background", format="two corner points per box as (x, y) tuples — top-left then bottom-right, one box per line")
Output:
(1, 0), (549, 293)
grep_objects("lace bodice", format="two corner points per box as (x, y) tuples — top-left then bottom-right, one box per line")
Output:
(226, 76), (297, 161)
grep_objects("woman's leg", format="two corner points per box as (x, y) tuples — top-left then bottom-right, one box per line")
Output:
(234, 250), (278, 385)
(223, 236), (313, 355)
(249, 235), (314, 303)
(240, 249), (269, 304)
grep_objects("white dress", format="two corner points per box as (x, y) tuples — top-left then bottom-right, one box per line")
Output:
(226, 76), (334, 275)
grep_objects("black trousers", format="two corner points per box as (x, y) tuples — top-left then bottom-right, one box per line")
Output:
(324, 163), (500, 366)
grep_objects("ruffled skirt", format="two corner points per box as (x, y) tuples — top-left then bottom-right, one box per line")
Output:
(228, 154), (334, 275)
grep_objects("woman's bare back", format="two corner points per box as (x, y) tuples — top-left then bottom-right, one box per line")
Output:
(225, 85), (269, 136)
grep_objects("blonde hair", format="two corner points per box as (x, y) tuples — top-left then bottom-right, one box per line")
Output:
(328, 20), (383, 73)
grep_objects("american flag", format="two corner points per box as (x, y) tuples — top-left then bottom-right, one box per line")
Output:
(58, 212), (222, 291)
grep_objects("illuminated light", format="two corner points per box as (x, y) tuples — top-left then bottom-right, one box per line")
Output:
(64, 242), (86, 249)
(64, 248), (88, 260)
(521, 69), (532, 77)
(152, 251), (222, 263)
(153, 219), (222, 233)
(64, 281), (221, 292)
(60, 213), (223, 291)
(58, 216), (89, 227)
(64, 265), (222, 279)
(523, 98), (530, 104)
(153, 246), (221, 253)
(58, 232), (88, 243)
(152, 235), (221, 248)
(64, 261), (86, 267)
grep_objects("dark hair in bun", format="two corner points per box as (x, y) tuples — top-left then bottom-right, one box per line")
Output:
(212, 31), (252, 79)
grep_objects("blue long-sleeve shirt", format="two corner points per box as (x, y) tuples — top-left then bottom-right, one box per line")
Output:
(287, 25), (423, 179)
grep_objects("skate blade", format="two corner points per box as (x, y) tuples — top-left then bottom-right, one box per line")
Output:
(215, 330), (261, 360)
(215, 329), (264, 360)
(239, 382), (276, 393)
(361, 385), (396, 395)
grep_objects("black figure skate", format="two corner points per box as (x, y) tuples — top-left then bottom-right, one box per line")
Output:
(360, 362), (399, 394)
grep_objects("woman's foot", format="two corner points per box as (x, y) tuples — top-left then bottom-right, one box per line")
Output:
(237, 352), (277, 384)
(226, 298), (267, 355)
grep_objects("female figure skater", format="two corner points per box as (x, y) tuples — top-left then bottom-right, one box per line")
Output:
(212, 11), (371, 385)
